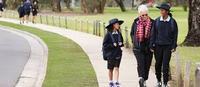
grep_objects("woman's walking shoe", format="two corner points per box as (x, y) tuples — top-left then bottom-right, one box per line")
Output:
(114, 82), (120, 87)
(109, 82), (114, 87)
(155, 81), (162, 87)
(144, 81), (147, 87)
(163, 84), (169, 87)
(139, 77), (145, 87)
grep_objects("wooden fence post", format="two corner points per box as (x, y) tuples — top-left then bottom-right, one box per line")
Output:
(93, 20), (96, 35)
(195, 63), (200, 87)
(58, 16), (61, 27)
(175, 51), (184, 87)
(184, 61), (191, 87)
(65, 17), (67, 29)
(40, 15), (42, 24)
(80, 20), (83, 32)
(86, 20), (89, 33)
(75, 19), (77, 30)
(52, 16), (55, 26)
(124, 27), (130, 48)
(11, 12), (14, 18)
(46, 15), (49, 25)
(98, 21), (101, 36)
(95, 20), (98, 35)
(103, 22), (106, 36)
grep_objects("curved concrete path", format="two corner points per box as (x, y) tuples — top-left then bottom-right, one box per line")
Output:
(0, 26), (48, 87)
(0, 27), (31, 87)
(0, 18), (156, 87)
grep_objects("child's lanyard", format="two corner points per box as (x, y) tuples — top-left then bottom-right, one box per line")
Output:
(108, 32), (122, 43)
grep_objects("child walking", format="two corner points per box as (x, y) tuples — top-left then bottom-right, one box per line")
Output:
(102, 18), (124, 87)
(18, 2), (25, 24)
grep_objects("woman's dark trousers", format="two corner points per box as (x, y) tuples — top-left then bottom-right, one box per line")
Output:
(134, 49), (153, 80)
(155, 45), (172, 84)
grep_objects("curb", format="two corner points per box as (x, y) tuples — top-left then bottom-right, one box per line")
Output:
(0, 26), (48, 87)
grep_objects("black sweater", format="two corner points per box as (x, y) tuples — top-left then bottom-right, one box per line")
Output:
(130, 17), (154, 51)
(150, 17), (178, 50)
(103, 31), (124, 59)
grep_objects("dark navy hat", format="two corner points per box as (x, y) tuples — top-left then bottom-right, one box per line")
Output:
(106, 18), (124, 29)
(156, 3), (171, 11)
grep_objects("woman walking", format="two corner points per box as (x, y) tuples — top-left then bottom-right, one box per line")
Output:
(102, 18), (124, 87)
(130, 5), (154, 87)
(150, 3), (178, 87)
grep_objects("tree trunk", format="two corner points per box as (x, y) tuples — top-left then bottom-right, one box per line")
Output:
(64, 0), (73, 11)
(52, 0), (61, 12)
(6, 0), (21, 9)
(183, 0), (200, 46)
(81, 0), (106, 14)
(3, 0), (6, 7)
(81, 0), (95, 14)
(115, 0), (126, 12)
(95, 0), (106, 13)
(182, 0), (188, 11)
(132, 0), (134, 8)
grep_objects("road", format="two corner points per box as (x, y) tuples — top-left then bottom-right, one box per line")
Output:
(0, 28), (31, 87)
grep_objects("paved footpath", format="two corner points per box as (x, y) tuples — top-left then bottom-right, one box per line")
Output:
(0, 18), (157, 87)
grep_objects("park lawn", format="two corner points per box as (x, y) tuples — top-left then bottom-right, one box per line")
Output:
(35, 7), (188, 44)
(0, 21), (98, 87)
(3, 7), (188, 43)
(68, 7), (188, 44)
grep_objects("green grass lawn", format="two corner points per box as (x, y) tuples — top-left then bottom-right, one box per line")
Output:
(0, 21), (98, 87)
(3, 7), (188, 44)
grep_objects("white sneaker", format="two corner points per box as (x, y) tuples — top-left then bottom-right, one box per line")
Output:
(155, 82), (162, 87)
(139, 77), (145, 87)
(162, 84), (169, 87)
(144, 81), (147, 87)
(114, 82), (120, 87)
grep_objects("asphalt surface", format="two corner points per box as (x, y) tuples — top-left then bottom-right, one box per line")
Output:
(0, 28), (31, 87)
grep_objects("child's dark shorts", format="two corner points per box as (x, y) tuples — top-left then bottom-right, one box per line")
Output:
(0, 3), (3, 11)
(24, 10), (31, 16)
(107, 56), (122, 69)
(19, 12), (25, 18)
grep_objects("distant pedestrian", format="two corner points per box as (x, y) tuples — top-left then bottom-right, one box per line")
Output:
(23, 0), (32, 23)
(150, 3), (178, 87)
(130, 5), (154, 87)
(102, 18), (124, 87)
(18, 2), (25, 24)
(32, 0), (39, 23)
(0, 0), (4, 17)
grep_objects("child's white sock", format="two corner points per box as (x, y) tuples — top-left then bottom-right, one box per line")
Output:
(109, 80), (113, 83)
(113, 80), (118, 83)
